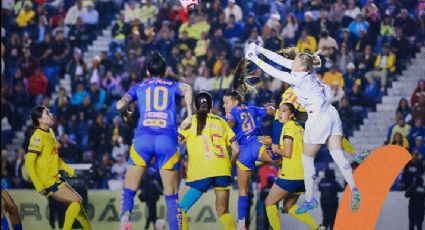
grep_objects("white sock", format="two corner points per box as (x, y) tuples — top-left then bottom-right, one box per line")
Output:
(302, 154), (316, 202)
(330, 149), (356, 190)
(237, 219), (246, 230)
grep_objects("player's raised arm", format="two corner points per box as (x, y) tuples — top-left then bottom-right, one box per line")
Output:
(245, 43), (301, 86)
(256, 45), (293, 70)
(59, 158), (75, 177)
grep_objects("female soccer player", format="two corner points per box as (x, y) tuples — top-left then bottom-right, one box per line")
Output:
(116, 52), (193, 230)
(265, 102), (324, 230)
(222, 91), (275, 230)
(245, 43), (361, 214)
(25, 106), (91, 230)
(177, 92), (240, 230)
(1, 186), (22, 230)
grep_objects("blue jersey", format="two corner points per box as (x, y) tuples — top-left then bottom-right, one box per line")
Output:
(226, 105), (267, 144)
(127, 77), (181, 137)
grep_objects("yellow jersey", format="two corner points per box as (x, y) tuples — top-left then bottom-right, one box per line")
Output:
(27, 128), (61, 188)
(274, 87), (306, 120)
(178, 114), (236, 182)
(279, 120), (304, 180)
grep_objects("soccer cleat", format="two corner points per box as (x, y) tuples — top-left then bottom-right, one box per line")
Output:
(295, 198), (318, 214)
(353, 150), (372, 164)
(316, 225), (326, 230)
(119, 223), (132, 230)
(351, 187), (361, 211)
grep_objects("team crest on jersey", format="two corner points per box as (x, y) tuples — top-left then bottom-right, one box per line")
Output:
(33, 138), (40, 144)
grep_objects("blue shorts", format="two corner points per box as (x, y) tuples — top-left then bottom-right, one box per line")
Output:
(129, 133), (180, 170)
(237, 137), (265, 170)
(275, 178), (305, 193)
(185, 176), (232, 193)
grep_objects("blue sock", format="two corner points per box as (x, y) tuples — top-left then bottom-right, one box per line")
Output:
(120, 188), (136, 223)
(178, 187), (203, 212)
(165, 194), (179, 230)
(2, 217), (9, 230)
(13, 223), (22, 230)
(238, 196), (249, 220)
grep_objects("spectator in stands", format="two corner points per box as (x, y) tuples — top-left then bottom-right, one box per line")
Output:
(27, 66), (48, 103)
(343, 62), (361, 91)
(299, 11), (319, 39)
(242, 12), (261, 41)
(319, 169), (343, 230)
(59, 134), (81, 163)
(223, 14), (243, 46)
(330, 0), (346, 24)
(89, 113), (110, 154)
(140, 0), (158, 25)
(88, 82), (106, 111)
(210, 28), (231, 57)
(324, 65), (344, 88)
(347, 83), (366, 114)
(280, 13), (298, 46)
(263, 13), (281, 39)
(71, 83), (89, 106)
(357, 44), (376, 74)
(112, 14), (127, 45)
(194, 67), (214, 92)
(244, 27), (264, 52)
(52, 19), (70, 39)
(381, 15), (395, 44)
(111, 153), (128, 180)
(397, 98), (412, 123)
(4, 33), (22, 78)
(412, 136), (425, 159)
(336, 44), (355, 73)
(65, 0), (85, 25)
(330, 82), (345, 107)
(394, 8), (417, 39)
(296, 29), (317, 53)
(405, 173), (425, 230)
(112, 132), (128, 161)
(68, 17), (87, 48)
(319, 31), (339, 57)
(344, 0), (361, 20)
(124, 0), (140, 23)
(318, 9), (334, 36)
(390, 116), (412, 143)
(338, 96), (357, 136)
(264, 28), (283, 52)
(392, 132), (410, 149)
(365, 44), (395, 91)
(51, 30), (70, 74)
(391, 28), (411, 72)
(412, 95), (425, 125)
(409, 119), (425, 148)
(95, 153), (113, 189)
(348, 14), (369, 38)
(32, 15), (51, 44)
(411, 79), (425, 107)
(400, 152), (424, 190)
(81, 2), (99, 32)
(15, 2), (35, 28)
(224, 0), (242, 22)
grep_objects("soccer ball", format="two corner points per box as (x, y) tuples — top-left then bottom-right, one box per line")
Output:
(179, 0), (199, 10)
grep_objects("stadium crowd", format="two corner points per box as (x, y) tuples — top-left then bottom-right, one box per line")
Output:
(1, 0), (424, 203)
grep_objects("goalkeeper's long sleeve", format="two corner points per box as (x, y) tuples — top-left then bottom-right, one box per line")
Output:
(25, 153), (43, 192)
(250, 56), (302, 86)
(258, 46), (294, 70)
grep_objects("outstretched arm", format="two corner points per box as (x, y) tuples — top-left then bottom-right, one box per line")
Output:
(246, 53), (301, 86)
(179, 83), (193, 129)
(257, 46), (293, 70)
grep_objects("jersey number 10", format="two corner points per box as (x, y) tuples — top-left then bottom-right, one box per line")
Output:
(145, 86), (168, 111)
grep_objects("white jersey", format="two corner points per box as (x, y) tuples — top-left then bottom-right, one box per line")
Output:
(290, 71), (331, 113)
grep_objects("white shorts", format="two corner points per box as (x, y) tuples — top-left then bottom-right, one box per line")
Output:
(304, 105), (343, 144)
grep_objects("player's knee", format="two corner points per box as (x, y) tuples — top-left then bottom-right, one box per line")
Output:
(264, 196), (274, 206)
(215, 205), (229, 216)
(73, 195), (83, 205)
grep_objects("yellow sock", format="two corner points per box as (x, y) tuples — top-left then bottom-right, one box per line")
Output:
(266, 205), (281, 230)
(63, 202), (81, 230)
(76, 208), (92, 230)
(218, 213), (236, 230)
(181, 209), (188, 230)
(288, 205), (319, 229)
(342, 137), (355, 155)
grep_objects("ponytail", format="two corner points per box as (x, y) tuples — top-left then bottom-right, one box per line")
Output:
(196, 104), (209, 135)
(194, 92), (213, 135)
